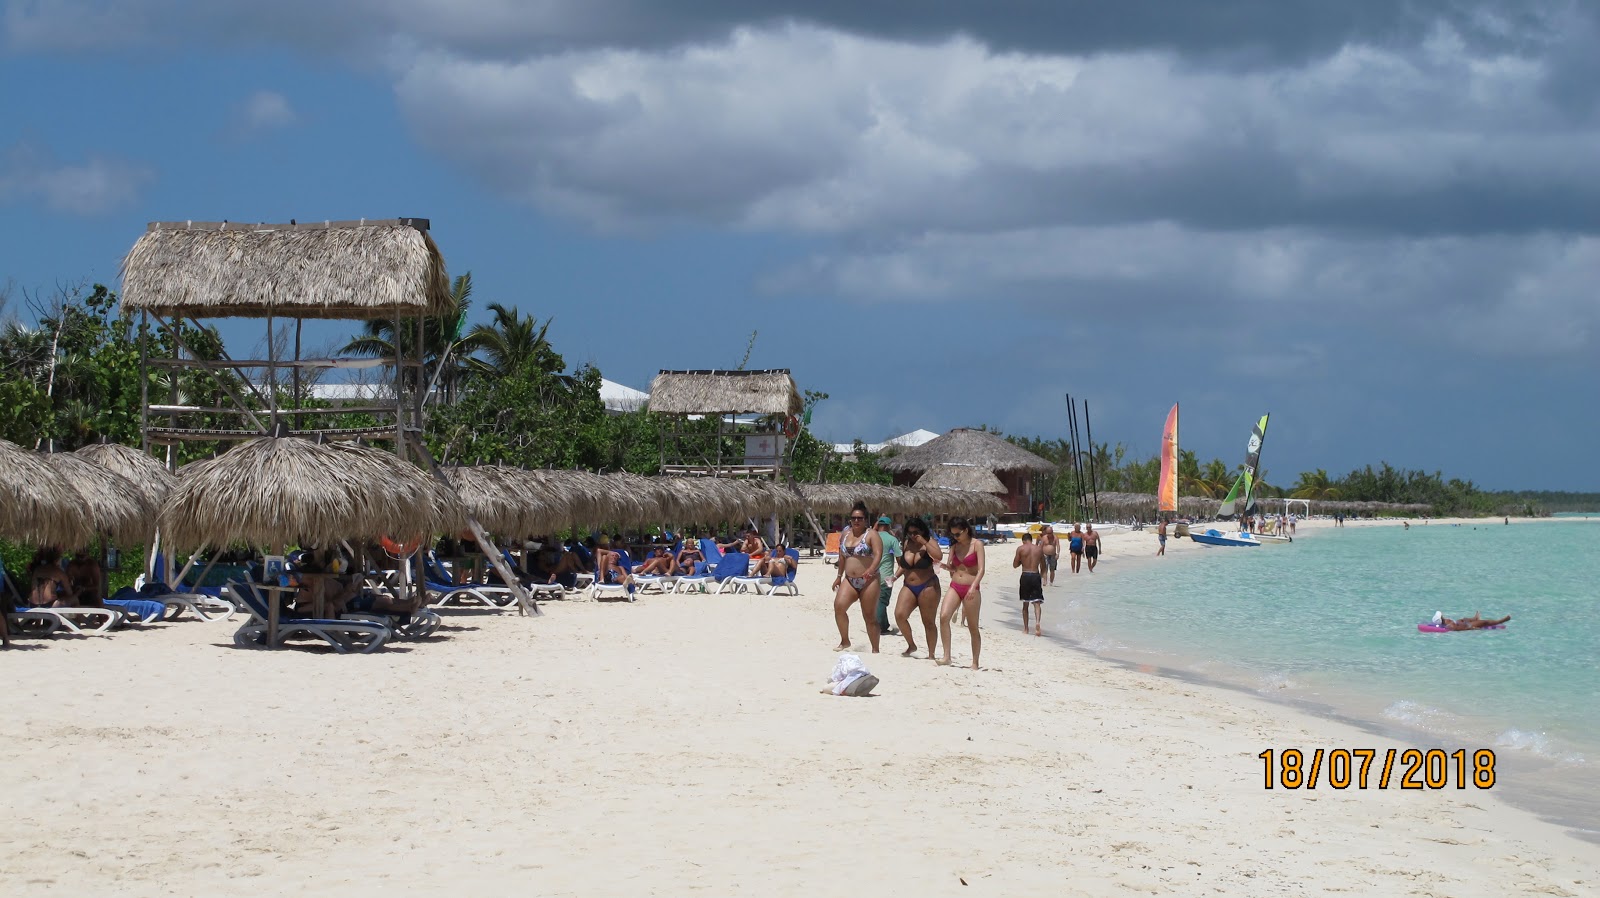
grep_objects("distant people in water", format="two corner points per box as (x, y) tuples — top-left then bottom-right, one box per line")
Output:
(1068, 524), (1085, 573)
(1082, 524), (1102, 573)
(1404, 521), (1411, 530)
(1013, 532), (1045, 636)
(1039, 525), (1060, 586)
(1435, 612), (1511, 631)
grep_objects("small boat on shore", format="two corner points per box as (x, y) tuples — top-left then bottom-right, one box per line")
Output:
(1190, 528), (1261, 547)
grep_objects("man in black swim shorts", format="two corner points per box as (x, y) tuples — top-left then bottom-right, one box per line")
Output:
(1013, 533), (1046, 636)
(1083, 524), (1101, 572)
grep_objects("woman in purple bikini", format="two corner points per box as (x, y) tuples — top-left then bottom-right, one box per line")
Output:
(890, 517), (943, 659)
(831, 500), (884, 653)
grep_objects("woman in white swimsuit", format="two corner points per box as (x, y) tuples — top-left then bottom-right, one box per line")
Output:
(832, 500), (884, 652)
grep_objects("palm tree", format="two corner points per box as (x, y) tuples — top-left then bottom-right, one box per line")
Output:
(342, 272), (480, 402)
(1291, 468), (1340, 500)
(465, 303), (568, 381)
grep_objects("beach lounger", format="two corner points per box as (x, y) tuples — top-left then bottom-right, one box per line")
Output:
(422, 554), (518, 610)
(762, 549), (801, 596)
(711, 552), (754, 594)
(226, 581), (390, 653)
(133, 580), (240, 622)
(590, 577), (632, 601)
(1, 569), (123, 635)
(7, 609), (69, 637)
(821, 532), (842, 565)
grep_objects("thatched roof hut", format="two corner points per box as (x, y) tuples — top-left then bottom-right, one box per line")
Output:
(0, 439), (92, 548)
(881, 428), (1056, 474)
(161, 437), (453, 550)
(798, 483), (1003, 518)
(73, 442), (177, 505)
(121, 219), (451, 320)
(40, 452), (157, 546)
(647, 370), (802, 416)
(914, 463), (1006, 494)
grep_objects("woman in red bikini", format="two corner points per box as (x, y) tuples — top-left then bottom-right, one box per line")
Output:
(889, 517), (943, 659)
(831, 500), (884, 652)
(939, 517), (985, 668)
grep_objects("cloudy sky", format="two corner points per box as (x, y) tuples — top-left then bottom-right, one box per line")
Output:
(2, 1), (1597, 489)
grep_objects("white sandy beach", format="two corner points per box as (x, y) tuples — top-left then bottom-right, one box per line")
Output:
(4, 519), (1597, 896)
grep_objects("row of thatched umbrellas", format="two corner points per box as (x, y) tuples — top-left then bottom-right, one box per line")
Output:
(1091, 491), (1434, 520)
(1, 436), (1005, 556)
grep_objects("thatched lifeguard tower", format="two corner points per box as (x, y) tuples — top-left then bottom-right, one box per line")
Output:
(882, 428), (1056, 520)
(120, 218), (532, 613)
(648, 369), (803, 479)
(122, 219), (450, 447)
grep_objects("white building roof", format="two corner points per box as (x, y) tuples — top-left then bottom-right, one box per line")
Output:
(832, 428), (941, 455)
(601, 378), (649, 413)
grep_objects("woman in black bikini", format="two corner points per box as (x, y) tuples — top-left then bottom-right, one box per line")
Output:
(831, 500), (884, 652)
(890, 517), (943, 659)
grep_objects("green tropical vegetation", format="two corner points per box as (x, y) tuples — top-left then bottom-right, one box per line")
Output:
(0, 278), (1591, 520)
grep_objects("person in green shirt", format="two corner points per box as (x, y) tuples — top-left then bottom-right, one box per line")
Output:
(874, 515), (901, 634)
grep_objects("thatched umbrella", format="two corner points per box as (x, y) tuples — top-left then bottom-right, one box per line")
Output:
(161, 437), (448, 550)
(646, 370), (802, 415)
(0, 438), (92, 548)
(446, 465), (560, 537)
(881, 428), (1056, 475)
(121, 219), (452, 320)
(914, 463), (1006, 494)
(40, 452), (158, 547)
(73, 442), (177, 505)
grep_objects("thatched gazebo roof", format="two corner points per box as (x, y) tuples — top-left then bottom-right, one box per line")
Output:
(799, 483), (1003, 518)
(161, 437), (454, 550)
(881, 428), (1056, 474)
(121, 219), (451, 320)
(0, 439), (92, 548)
(647, 370), (802, 416)
(40, 452), (157, 547)
(914, 463), (1007, 494)
(73, 442), (177, 505)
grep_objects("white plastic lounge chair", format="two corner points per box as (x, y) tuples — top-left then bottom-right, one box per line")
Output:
(16, 605), (124, 635)
(590, 577), (633, 602)
(761, 550), (802, 596)
(7, 609), (68, 636)
(226, 581), (390, 654)
(132, 576), (238, 622)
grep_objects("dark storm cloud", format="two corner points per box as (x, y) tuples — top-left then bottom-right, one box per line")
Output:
(3, 0), (1571, 63)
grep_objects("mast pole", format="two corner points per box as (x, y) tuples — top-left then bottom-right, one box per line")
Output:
(1084, 399), (1100, 523)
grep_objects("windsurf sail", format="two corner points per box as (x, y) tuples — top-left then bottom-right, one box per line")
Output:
(1157, 403), (1179, 513)
(1216, 414), (1269, 517)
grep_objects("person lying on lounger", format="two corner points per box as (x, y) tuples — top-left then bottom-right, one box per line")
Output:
(1441, 612), (1511, 630)
(760, 546), (791, 578)
(27, 547), (72, 607)
(636, 547), (677, 576)
(65, 548), (105, 606)
(675, 542), (704, 573)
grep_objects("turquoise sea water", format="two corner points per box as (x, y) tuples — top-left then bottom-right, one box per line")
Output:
(1044, 518), (1600, 836)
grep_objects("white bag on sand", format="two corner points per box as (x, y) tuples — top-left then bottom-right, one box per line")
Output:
(830, 653), (878, 696)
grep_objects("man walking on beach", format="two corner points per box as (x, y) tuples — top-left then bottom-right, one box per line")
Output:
(1156, 518), (1167, 556)
(875, 516), (901, 635)
(1083, 524), (1102, 573)
(1039, 525), (1060, 586)
(1013, 532), (1045, 635)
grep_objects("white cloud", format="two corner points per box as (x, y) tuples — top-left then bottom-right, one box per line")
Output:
(218, 90), (298, 142)
(0, 143), (154, 214)
(234, 89), (296, 135)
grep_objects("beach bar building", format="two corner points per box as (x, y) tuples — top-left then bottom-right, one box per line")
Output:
(881, 427), (1056, 520)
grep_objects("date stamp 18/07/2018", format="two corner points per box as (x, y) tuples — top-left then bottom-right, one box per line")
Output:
(1259, 748), (1497, 790)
